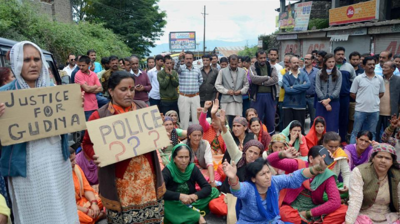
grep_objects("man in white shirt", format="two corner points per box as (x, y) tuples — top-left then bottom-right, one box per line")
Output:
(63, 54), (77, 77)
(148, 54), (164, 109)
(268, 49), (283, 94)
(374, 51), (400, 76)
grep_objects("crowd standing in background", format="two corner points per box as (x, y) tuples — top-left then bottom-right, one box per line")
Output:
(1, 40), (400, 224)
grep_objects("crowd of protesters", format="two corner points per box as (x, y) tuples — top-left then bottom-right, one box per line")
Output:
(1, 40), (400, 224)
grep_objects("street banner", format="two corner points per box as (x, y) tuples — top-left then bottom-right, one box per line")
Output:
(0, 84), (86, 146)
(169, 32), (196, 51)
(294, 2), (313, 31)
(329, 0), (378, 26)
(86, 106), (170, 167)
(279, 3), (295, 29)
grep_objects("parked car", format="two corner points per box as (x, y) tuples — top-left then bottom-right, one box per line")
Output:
(0, 37), (62, 85)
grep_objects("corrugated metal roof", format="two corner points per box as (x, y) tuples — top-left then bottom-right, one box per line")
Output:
(217, 46), (245, 57)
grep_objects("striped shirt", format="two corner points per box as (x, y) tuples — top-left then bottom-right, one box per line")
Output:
(177, 64), (203, 94)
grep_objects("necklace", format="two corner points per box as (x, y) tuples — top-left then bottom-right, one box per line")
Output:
(378, 175), (387, 181)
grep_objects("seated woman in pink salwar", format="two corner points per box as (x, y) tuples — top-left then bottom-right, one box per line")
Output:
(345, 143), (400, 224)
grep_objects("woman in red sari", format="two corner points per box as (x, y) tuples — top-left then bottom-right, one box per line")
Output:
(82, 71), (165, 223)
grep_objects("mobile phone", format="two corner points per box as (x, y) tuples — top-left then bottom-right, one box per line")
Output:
(318, 147), (334, 166)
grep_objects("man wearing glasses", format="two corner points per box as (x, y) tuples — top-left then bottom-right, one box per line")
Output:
(303, 54), (319, 126)
(63, 54), (77, 77)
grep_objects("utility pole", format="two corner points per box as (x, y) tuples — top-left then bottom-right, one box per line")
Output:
(202, 5), (207, 55)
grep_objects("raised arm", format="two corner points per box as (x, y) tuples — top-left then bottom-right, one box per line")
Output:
(218, 110), (242, 163)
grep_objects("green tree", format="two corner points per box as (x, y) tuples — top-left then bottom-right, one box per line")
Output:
(0, 0), (131, 64)
(238, 46), (258, 58)
(85, 0), (167, 56)
(72, 0), (92, 22)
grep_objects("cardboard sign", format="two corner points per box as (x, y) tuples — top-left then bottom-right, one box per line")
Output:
(86, 106), (170, 167)
(0, 84), (86, 146)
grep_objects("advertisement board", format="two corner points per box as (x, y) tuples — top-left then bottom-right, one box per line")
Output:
(329, 0), (378, 26)
(279, 2), (313, 31)
(294, 2), (313, 31)
(169, 32), (196, 51)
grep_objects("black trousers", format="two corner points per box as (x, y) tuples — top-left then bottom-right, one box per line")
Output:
(283, 108), (306, 131)
(160, 100), (179, 116)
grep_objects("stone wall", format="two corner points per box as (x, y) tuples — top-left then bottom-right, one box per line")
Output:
(32, 0), (72, 23)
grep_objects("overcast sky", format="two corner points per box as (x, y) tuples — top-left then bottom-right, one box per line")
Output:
(156, 0), (281, 45)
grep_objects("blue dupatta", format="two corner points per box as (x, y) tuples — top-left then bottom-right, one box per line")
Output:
(236, 180), (289, 223)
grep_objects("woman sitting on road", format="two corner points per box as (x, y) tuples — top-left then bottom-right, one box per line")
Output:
(305, 117), (326, 149)
(165, 110), (181, 129)
(249, 117), (271, 152)
(159, 116), (187, 166)
(69, 148), (105, 224)
(199, 100), (226, 158)
(182, 124), (219, 187)
(345, 143), (400, 224)
(344, 130), (373, 170)
(82, 71), (165, 223)
(223, 149), (328, 224)
(216, 110), (269, 193)
(281, 120), (308, 156)
(222, 116), (255, 164)
(268, 146), (347, 223)
(321, 132), (351, 198)
(245, 108), (268, 133)
(163, 143), (219, 224)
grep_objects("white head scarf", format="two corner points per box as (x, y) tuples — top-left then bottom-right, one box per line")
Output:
(10, 41), (50, 89)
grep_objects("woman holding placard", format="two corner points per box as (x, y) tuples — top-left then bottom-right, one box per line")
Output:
(82, 71), (165, 223)
(0, 41), (78, 223)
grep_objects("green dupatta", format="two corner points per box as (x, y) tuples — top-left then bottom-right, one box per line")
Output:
(166, 143), (195, 184)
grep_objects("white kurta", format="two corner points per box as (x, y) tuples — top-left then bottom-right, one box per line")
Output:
(8, 136), (79, 224)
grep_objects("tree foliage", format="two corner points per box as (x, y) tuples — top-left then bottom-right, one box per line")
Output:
(258, 33), (279, 51)
(0, 0), (131, 65)
(83, 0), (167, 56)
(238, 46), (258, 58)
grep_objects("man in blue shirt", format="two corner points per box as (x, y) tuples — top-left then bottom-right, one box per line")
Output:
(176, 51), (203, 129)
(335, 47), (356, 146)
(302, 54), (319, 127)
(87, 49), (103, 74)
(374, 51), (400, 76)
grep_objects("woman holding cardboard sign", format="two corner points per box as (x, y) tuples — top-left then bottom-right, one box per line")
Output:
(82, 71), (165, 223)
(0, 41), (79, 223)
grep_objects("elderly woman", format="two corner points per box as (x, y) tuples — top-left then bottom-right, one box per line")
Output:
(182, 124), (219, 187)
(223, 150), (328, 224)
(159, 116), (187, 165)
(345, 143), (400, 224)
(83, 71), (165, 223)
(344, 130), (373, 170)
(0, 41), (78, 223)
(222, 116), (255, 164)
(163, 143), (219, 224)
(165, 110), (181, 129)
(200, 100), (226, 157)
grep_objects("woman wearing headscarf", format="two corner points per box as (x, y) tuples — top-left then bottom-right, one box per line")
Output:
(165, 110), (181, 129)
(200, 100), (226, 158)
(163, 143), (219, 224)
(305, 117), (326, 150)
(75, 148), (99, 186)
(0, 41), (79, 223)
(249, 117), (271, 152)
(345, 143), (400, 224)
(221, 115), (255, 164)
(182, 124), (221, 187)
(82, 71), (165, 223)
(215, 109), (268, 193)
(344, 130), (373, 171)
(159, 116), (186, 166)
(281, 120), (308, 156)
